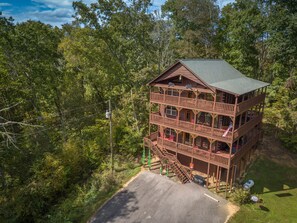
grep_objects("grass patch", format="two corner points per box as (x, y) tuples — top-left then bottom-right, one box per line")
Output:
(45, 163), (141, 223)
(229, 158), (297, 223)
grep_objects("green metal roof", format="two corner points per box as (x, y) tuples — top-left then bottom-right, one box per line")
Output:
(180, 59), (269, 95)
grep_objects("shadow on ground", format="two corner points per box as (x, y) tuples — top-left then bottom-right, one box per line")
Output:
(90, 189), (138, 223)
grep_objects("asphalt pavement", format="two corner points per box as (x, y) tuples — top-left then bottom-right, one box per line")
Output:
(89, 171), (230, 223)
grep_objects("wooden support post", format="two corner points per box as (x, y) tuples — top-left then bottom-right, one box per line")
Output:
(218, 167), (222, 190)
(195, 91), (199, 107)
(149, 102), (151, 136)
(239, 113), (243, 127)
(230, 165), (235, 189)
(212, 92), (217, 111)
(193, 110), (198, 131)
(178, 89), (181, 106)
(216, 166), (219, 192)
(191, 134), (195, 163)
(206, 162), (210, 188)
(176, 108), (181, 125)
(163, 87), (166, 102)
(211, 114), (217, 136)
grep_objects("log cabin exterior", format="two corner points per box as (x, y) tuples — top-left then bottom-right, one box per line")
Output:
(143, 59), (269, 192)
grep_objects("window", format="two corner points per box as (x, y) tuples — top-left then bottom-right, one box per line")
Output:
(205, 113), (212, 126)
(195, 137), (209, 150)
(165, 128), (176, 139)
(198, 94), (205, 99)
(195, 137), (201, 147)
(167, 88), (179, 96)
(186, 111), (191, 121)
(171, 75), (182, 83)
(188, 91), (194, 98)
(197, 112), (211, 126)
(166, 106), (177, 116)
(206, 94), (213, 101)
(202, 139), (209, 149)
(185, 133), (191, 145)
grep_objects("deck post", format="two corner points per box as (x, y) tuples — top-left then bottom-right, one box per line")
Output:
(176, 108), (181, 125)
(193, 110), (198, 131)
(206, 162), (210, 188)
(216, 166), (219, 192)
(191, 134), (195, 162)
(218, 167), (222, 190)
(230, 165), (235, 189)
(225, 96), (238, 197)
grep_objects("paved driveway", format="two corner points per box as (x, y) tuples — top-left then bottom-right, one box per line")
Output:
(90, 171), (231, 223)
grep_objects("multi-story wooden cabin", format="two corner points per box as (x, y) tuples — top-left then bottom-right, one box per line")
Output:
(143, 59), (269, 192)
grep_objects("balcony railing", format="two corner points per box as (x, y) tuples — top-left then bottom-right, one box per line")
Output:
(150, 113), (232, 143)
(231, 132), (260, 165)
(151, 92), (234, 115)
(233, 114), (262, 139)
(237, 94), (265, 113)
(157, 137), (229, 167)
(147, 131), (260, 168)
(150, 92), (265, 116)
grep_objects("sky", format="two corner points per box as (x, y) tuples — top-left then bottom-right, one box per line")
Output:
(0, 0), (235, 27)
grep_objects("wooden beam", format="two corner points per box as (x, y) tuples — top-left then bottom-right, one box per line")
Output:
(206, 162), (210, 188)
(216, 165), (219, 193)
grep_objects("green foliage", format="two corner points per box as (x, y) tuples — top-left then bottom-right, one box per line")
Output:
(0, 0), (296, 221)
(229, 158), (297, 223)
(162, 0), (219, 58)
(230, 188), (251, 205)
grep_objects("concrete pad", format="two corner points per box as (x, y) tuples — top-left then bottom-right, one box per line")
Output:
(90, 171), (231, 223)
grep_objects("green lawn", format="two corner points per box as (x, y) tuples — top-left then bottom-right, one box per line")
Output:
(229, 158), (297, 223)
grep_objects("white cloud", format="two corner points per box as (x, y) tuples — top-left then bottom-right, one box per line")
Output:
(32, 0), (73, 8)
(0, 3), (12, 7)
(4, 0), (168, 27)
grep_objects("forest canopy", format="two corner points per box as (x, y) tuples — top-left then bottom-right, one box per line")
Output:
(0, 0), (296, 222)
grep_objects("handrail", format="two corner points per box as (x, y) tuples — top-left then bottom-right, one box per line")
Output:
(150, 92), (265, 116)
(231, 132), (260, 165)
(145, 136), (191, 183)
(150, 113), (232, 143)
(233, 114), (262, 139)
(157, 137), (229, 167)
(237, 94), (265, 113)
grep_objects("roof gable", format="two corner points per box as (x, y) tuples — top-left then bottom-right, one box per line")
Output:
(148, 59), (269, 96)
(149, 62), (212, 89)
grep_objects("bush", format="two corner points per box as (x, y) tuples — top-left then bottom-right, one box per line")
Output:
(230, 188), (251, 205)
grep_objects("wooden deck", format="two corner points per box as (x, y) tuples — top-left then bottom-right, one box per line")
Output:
(150, 112), (262, 143)
(150, 92), (265, 117)
(145, 131), (261, 168)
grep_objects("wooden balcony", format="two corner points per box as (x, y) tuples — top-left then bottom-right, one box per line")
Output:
(157, 137), (229, 168)
(233, 114), (262, 140)
(231, 131), (260, 165)
(146, 131), (260, 168)
(150, 113), (232, 143)
(237, 93), (265, 114)
(150, 92), (266, 116)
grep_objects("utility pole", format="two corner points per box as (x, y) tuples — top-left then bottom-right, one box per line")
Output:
(106, 99), (113, 176)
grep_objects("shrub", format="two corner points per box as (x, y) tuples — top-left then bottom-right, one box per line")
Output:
(230, 188), (251, 205)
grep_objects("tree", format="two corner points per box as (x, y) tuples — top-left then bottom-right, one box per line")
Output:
(162, 0), (220, 58)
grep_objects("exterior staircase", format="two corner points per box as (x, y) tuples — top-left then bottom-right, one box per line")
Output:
(144, 134), (191, 184)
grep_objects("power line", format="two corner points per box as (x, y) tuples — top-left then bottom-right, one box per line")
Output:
(1, 111), (103, 143)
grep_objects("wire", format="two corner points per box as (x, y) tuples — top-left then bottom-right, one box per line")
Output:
(0, 101), (104, 125)
(1, 111), (104, 143)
